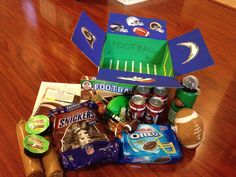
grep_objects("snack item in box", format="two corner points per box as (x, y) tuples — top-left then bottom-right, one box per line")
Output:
(51, 101), (122, 170)
(16, 120), (44, 177)
(60, 122), (108, 152)
(81, 76), (96, 100)
(41, 136), (63, 177)
(23, 134), (50, 158)
(91, 94), (107, 115)
(51, 101), (105, 152)
(25, 115), (50, 136)
(35, 102), (62, 117)
(60, 139), (121, 170)
(81, 76), (133, 100)
(119, 124), (182, 164)
(106, 96), (129, 118)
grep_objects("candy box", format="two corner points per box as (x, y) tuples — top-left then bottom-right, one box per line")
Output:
(80, 76), (134, 99)
(119, 124), (182, 164)
(72, 11), (214, 88)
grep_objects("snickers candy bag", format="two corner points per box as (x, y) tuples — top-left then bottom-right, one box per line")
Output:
(51, 101), (122, 169)
(50, 101), (100, 152)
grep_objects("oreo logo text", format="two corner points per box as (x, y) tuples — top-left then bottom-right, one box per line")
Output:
(130, 132), (160, 139)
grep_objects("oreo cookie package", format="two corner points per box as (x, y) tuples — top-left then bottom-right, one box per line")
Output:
(119, 124), (182, 164)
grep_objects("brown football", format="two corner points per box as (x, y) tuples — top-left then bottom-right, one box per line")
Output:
(174, 108), (203, 149)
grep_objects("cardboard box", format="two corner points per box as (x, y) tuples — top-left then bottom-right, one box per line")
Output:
(72, 12), (214, 88)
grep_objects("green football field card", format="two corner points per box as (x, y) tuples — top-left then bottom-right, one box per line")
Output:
(100, 34), (174, 76)
(73, 12), (214, 88)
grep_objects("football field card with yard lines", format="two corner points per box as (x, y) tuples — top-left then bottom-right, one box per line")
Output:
(72, 11), (214, 88)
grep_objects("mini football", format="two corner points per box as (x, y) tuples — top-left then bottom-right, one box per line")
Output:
(133, 27), (150, 37)
(174, 108), (203, 149)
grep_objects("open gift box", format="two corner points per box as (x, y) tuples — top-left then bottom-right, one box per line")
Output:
(72, 12), (214, 88)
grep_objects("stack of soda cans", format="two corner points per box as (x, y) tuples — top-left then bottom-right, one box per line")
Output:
(129, 86), (168, 124)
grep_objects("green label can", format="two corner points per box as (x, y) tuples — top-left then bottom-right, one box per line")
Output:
(168, 88), (199, 124)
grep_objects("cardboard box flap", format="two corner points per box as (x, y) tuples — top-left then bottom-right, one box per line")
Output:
(72, 11), (106, 66)
(168, 29), (214, 76)
(97, 68), (182, 88)
(107, 13), (167, 40)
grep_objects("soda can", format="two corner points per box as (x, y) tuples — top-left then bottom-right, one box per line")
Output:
(134, 86), (151, 99)
(129, 95), (146, 122)
(153, 87), (168, 104)
(144, 97), (164, 124)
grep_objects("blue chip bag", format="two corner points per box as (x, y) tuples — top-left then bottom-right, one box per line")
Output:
(119, 124), (182, 164)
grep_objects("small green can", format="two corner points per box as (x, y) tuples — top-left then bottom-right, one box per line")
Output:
(168, 75), (200, 124)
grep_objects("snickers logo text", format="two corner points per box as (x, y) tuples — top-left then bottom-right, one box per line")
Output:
(58, 110), (95, 128)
